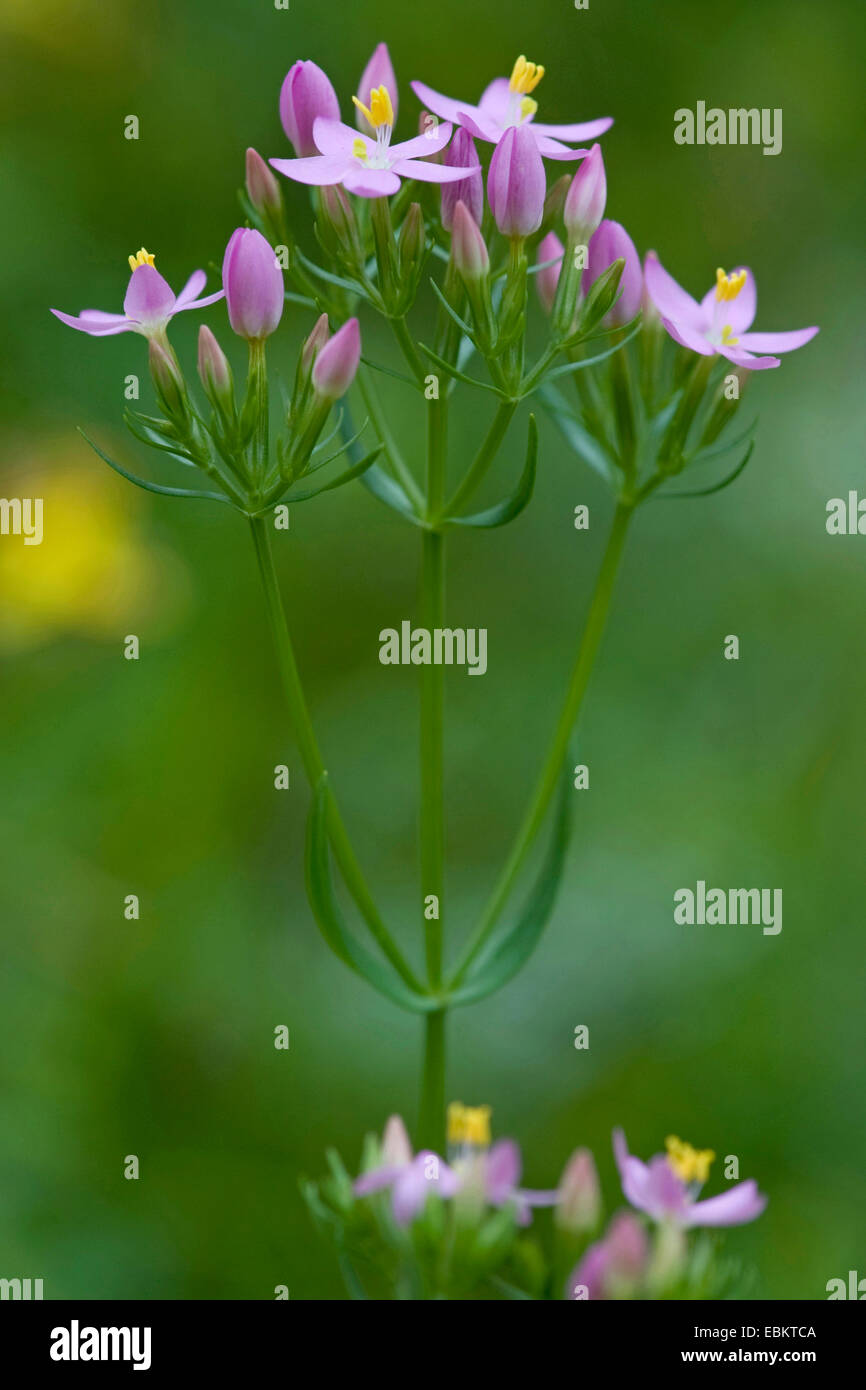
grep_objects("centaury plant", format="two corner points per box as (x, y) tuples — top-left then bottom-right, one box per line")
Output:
(51, 44), (818, 1299)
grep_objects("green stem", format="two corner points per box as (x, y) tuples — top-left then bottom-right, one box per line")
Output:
(391, 314), (427, 385)
(443, 400), (517, 518)
(249, 514), (424, 994)
(450, 499), (635, 986)
(356, 366), (424, 508)
(248, 340), (268, 494)
(419, 1009), (447, 1152)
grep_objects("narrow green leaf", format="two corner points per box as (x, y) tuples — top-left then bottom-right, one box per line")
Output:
(540, 385), (616, 485)
(428, 277), (474, 339)
(78, 430), (232, 506)
(305, 777), (437, 1013)
(657, 439), (755, 500)
(360, 355), (420, 390)
(280, 445), (382, 504)
(361, 463), (428, 528)
(450, 771), (572, 1007)
(446, 414), (537, 530)
(541, 323), (642, 384)
(418, 343), (506, 397)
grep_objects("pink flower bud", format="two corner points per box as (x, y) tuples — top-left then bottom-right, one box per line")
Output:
(301, 312), (330, 372)
(440, 128), (483, 231)
(222, 228), (284, 342)
(279, 59), (340, 158)
(356, 43), (398, 135)
(535, 231), (564, 315)
(451, 200), (489, 280)
(582, 219), (643, 326)
(148, 337), (186, 416)
(563, 144), (606, 242)
(556, 1147), (601, 1233)
(245, 147), (283, 223)
(197, 324), (233, 404)
(487, 125), (546, 239)
(312, 317), (361, 399)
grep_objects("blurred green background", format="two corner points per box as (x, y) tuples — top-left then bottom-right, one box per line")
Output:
(1, 0), (863, 1299)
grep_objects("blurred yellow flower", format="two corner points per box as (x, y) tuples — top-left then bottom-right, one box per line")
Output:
(0, 432), (190, 650)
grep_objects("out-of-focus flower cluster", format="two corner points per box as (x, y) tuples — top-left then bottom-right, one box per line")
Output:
(301, 1107), (766, 1300)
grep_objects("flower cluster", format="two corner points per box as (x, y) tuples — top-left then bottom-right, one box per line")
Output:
(303, 1107), (766, 1300)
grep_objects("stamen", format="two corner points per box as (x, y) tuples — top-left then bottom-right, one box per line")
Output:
(721, 324), (739, 346)
(715, 267), (747, 302)
(666, 1135), (715, 1184)
(447, 1101), (492, 1148)
(520, 97), (538, 121)
(352, 84), (395, 131)
(128, 247), (156, 271)
(509, 55), (545, 95)
(352, 137), (368, 162)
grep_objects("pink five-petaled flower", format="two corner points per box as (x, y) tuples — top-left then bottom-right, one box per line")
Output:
(478, 1138), (559, 1225)
(644, 252), (819, 371)
(613, 1129), (768, 1228)
(51, 249), (224, 339)
(412, 53), (612, 160)
(353, 1115), (459, 1225)
(270, 80), (475, 199)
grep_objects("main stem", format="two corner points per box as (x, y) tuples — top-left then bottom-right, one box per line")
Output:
(249, 515), (423, 993)
(451, 499), (636, 986)
(418, 392), (448, 1151)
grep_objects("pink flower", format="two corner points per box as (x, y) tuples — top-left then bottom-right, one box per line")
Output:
(440, 128), (483, 231)
(354, 1115), (459, 1225)
(355, 43), (399, 136)
(312, 318), (362, 398)
(582, 219), (644, 326)
(270, 105), (474, 199)
(487, 124), (546, 237)
(478, 1138), (559, 1225)
(222, 228), (284, 341)
(535, 231), (564, 314)
(51, 250), (223, 339)
(563, 143), (606, 241)
(644, 252), (819, 371)
(613, 1129), (768, 1228)
(412, 54), (612, 160)
(280, 59), (340, 158)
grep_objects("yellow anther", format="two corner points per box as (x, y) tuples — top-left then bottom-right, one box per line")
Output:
(666, 1135), (715, 1184)
(509, 54), (545, 95)
(721, 324), (739, 346)
(352, 84), (394, 131)
(351, 137), (368, 162)
(447, 1101), (492, 1147)
(128, 247), (156, 272)
(715, 267), (747, 302)
(520, 97), (538, 121)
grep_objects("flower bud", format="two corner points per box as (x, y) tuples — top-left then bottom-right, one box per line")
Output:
(356, 43), (398, 135)
(301, 312), (331, 373)
(566, 1211), (648, 1302)
(222, 227), (284, 342)
(398, 202), (426, 293)
(487, 125), (546, 239)
(197, 324), (234, 411)
(582, 219), (643, 326)
(148, 338), (187, 419)
(564, 144), (606, 243)
(440, 128), (483, 231)
(555, 1147), (601, 1233)
(535, 231), (564, 315)
(245, 147), (283, 225)
(279, 59), (340, 158)
(316, 184), (364, 266)
(451, 200), (489, 281)
(312, 317), (361, 399)
(381, 1115), (412, 1167)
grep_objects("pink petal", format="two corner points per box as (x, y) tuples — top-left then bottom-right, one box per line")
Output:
(269, 154), (351, 186)
(661, 316), (715, 355)
(457, 107), (502, 143)
(410, 79), (472, 126)
(532, 116), (614, 140)
(644, 251), (707, 329)
(688, 1179), (768, 1228)
(353, 1163), (402, 1197)
(476, 77), (511, 125)
(50, 308), (132, 336)
(174, 289), (225, 313)
(701, 267), (756, 333)
(390, 121), (453, 160)
(485, 1140), (521, 1204)
(123, 265), (176, 325)
(736, 326), (818, 353)
(720, 346), (780, 370)
(313, 117), (368, 158)
(381, 1114), (413, 1167)
(533, 135), (589, 161)
(393, 158), (475, 183)
(173, 269), (207, 308)
(343, 166), (401, 197)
